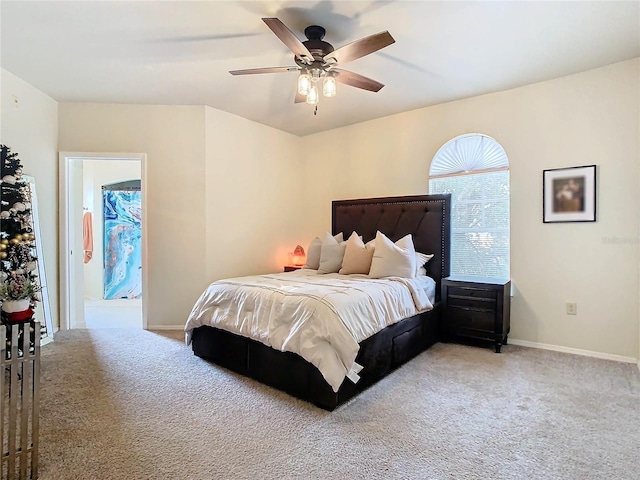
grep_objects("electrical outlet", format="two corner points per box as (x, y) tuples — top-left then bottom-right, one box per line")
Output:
(566, 302), (577, 315)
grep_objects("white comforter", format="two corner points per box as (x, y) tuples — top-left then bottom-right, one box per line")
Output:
(185, 269), (435, 392)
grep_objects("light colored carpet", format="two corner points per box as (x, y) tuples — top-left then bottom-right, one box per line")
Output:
(37, 329), (639, 480)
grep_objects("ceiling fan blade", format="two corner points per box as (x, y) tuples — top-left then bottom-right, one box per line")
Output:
(262, 18), (313, 63)
(324, 31), (395, 65)
(229, 66), (298, 76)
(332, 68), (385, 92)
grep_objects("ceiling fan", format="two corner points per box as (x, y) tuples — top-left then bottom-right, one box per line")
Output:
(229, 18), (395, 106)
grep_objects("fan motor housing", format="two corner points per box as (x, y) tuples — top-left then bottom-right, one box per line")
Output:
(297, 25), (334, 65)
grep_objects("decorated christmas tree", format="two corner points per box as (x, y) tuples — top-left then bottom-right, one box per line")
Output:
(0, 145), (41, 321)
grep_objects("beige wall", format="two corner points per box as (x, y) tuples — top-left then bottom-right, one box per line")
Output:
(6, 59), (640, 360)
(82, 159), (141, 300)
(0, 68), (59, 330)
(301, 58), (640, 360)
(203, 106), (303, 281)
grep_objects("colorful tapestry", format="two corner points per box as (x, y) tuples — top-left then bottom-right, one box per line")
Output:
(103, 190), (142, 299)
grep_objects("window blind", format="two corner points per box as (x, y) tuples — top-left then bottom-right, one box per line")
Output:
(429, 135), (510, 278)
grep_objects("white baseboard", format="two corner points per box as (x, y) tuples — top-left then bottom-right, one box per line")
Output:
(508, 338), (637, 364)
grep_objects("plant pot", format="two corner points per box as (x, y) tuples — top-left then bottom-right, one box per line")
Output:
(1, 298), (30, 313)
(3, 308), (34, 323)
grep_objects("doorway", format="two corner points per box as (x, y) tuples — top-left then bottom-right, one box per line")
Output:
(59, 152), (147, 330)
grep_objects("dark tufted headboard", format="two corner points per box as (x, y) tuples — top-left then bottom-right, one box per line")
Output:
(332, 194), (451, 301)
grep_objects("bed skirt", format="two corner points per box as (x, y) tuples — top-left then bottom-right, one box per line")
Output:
(191, 303), (441, 410)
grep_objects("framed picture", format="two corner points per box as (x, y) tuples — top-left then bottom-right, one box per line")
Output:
(543, 165), (596, 223)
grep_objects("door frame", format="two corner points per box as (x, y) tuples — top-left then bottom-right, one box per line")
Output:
(59, 152), (148, 330)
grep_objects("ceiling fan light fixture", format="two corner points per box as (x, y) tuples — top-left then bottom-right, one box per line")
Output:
(231, 18), (394, 108)
(306, 84), (319, 105)
(323, 75), (337, 97)
(297, 72), (311, 95)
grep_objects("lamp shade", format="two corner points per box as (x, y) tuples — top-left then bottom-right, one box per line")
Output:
(297, 72), (311, 95)
(323, 76), (337, 97)
(292, 245), (306, 266)
(306, 85), (319, 105)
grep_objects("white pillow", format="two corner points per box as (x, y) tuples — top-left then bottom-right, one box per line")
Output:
(318, 233), (347, 273)
(415, 251), (434, 276)
(339, 232), (374, 275)
(304, 233), (343, 270)
(303, 237), (322, 269)
(368, 232), (416, 279)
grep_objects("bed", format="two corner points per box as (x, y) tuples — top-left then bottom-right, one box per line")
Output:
(187, 194), (451, 410)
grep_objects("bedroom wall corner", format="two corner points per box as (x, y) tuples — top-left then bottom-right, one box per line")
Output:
(203, 106), (305, 283)
(0, 68), (60, 330)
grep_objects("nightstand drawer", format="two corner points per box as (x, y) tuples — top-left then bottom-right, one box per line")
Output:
(448, 294), (496, 310)
(448, 286), (497, 300)
(447, 306), (495, 331)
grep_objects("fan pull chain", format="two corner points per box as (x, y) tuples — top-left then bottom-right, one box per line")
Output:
(314, 106), (318, 116)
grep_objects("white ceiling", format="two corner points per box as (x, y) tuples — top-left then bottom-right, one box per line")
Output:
(1, 1), (639, 137)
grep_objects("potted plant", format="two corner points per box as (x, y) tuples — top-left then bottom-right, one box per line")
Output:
(0, 273), (41, 314)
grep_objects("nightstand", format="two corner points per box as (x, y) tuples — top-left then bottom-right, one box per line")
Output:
(284, 266), (302, 272)
(441, 276), (511, 353)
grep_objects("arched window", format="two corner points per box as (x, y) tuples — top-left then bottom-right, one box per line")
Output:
(429, 134), (510, 278)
